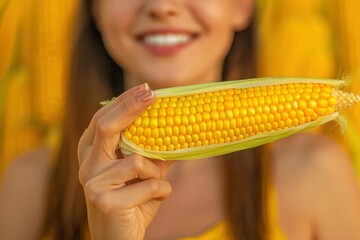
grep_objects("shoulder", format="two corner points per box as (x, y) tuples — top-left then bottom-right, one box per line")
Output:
(1, 147), (53, 193)
(3, 147), (52, 178)
(272, 132), (350, 183)
(271, 133), (348, 209)
(272, 133), (360, 239)
(272, 132), (351, 203)
(0, 147), (53, 240)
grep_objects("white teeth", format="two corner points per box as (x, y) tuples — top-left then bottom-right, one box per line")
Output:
(143, 34), (190, 46)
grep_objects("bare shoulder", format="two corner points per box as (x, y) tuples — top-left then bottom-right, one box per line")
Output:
(272, 133), (360, 239)
(272, 133), (351, 182)
(0, 147), (53, 240)
(2, 147), (52, 177)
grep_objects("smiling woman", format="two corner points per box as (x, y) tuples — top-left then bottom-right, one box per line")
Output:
(91, 0), (253, 89)
(1, 0), (360, 240)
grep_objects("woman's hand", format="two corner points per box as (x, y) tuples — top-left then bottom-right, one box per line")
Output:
(78, 84), (173, 240)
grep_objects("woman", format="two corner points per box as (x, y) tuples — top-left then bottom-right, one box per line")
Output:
(1, 0), (360, 239)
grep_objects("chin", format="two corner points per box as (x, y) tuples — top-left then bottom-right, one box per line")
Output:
(128, 62), (219, 89)
(149, 77), (192, 89)
(140, 70), (201, 90)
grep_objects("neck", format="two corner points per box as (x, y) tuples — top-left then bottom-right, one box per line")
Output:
(166, 156), (224, 184)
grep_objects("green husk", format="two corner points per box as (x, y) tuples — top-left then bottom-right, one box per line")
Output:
(118, 77), (347, 160)
(154, 77), (346, 98)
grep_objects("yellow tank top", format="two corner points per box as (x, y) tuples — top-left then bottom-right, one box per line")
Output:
(178, 181), (287, 240)
(43, 181), (287, 240)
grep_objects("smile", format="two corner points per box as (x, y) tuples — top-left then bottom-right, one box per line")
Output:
(137, 30), (198, 56)
(143, 34), (191, 46)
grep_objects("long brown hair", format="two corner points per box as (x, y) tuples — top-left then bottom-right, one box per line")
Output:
(42, 1), (268, 239)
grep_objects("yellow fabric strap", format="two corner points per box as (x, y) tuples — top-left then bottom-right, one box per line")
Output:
(178, 221), (231, 240)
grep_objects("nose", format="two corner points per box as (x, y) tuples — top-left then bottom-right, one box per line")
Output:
(143, 0), (179, 20)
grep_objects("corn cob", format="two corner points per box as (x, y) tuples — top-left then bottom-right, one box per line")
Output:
(116, 78), (359, 160)
(26, 0), (79, 127)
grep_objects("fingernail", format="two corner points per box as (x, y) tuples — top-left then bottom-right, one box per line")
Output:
(143, 83), (149, 90)
(133, 83), (149, 94)
(137, 89), (155, 103)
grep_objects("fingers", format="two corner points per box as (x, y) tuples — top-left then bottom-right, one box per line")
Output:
(86, 179), (172, 214)
(79, 154), (162, 187)
(91, 89), (155, 159)
(118, 179), (172, 209)
(78, 84), (155, 164)
(84, 83), (150, 145)
(81, 155), (172, 214)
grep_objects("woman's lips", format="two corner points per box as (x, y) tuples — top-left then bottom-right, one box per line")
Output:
(137, 31), (198, 57)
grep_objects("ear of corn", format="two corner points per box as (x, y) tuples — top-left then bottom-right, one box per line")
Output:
(25, 0), (79, 128)
(116, 77), (359, 161)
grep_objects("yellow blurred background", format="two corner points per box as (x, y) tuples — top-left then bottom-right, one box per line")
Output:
(0, 0), (360, 179)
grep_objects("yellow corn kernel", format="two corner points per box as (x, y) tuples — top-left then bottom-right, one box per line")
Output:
(115, 78), (360, 160)
(124, 83), (336, 150)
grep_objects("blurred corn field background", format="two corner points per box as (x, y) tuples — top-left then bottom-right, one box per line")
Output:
(0, 0), (79, 177)
(0, 0), (360, 179)
(256, 0), (360, 179)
